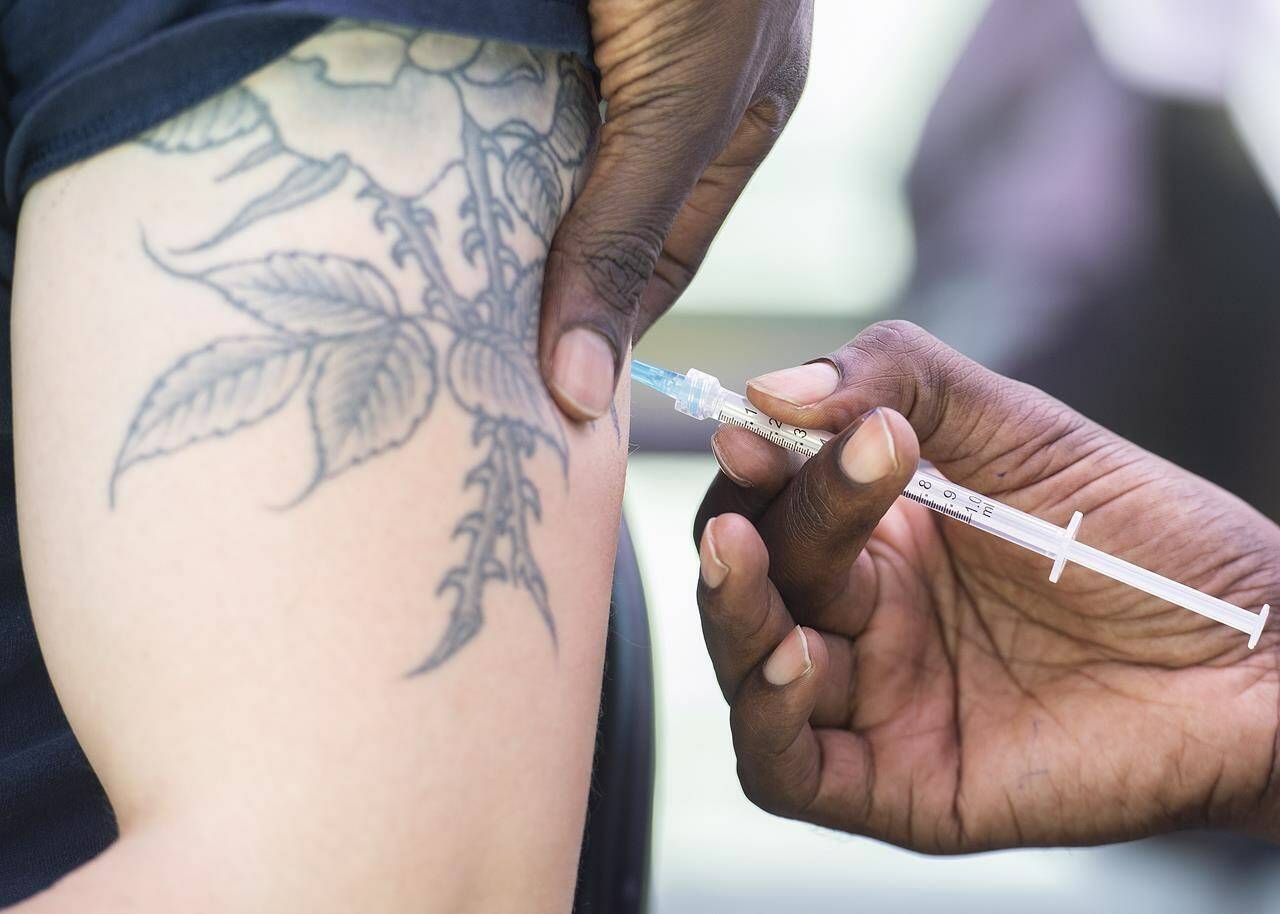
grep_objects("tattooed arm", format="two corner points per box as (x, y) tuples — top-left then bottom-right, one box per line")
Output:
(9, 25), (619, 914)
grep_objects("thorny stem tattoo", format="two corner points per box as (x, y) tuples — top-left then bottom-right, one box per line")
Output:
(110, 23), (597, 673)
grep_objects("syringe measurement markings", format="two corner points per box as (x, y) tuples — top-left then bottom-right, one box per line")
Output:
(722, 410), (980, 527)
(902, 488), (975, 525)
(716, 412), (820, 457)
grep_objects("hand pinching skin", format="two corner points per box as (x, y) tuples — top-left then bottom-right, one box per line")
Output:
(540, 0), (814, 420)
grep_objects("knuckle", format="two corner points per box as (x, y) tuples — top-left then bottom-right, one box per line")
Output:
(736, 758), (790, 817)
(779, 44), (812, 104)
(786, 471), (840, 544)
(730, 696), (793, 762)
(650, 248), (700, 301)
(752, 64), (808, 137)
(752, 19), (814, 142)
(833, 320), (956, 422)
(852, 319), (935, 359)
(574, 227), (663, 319)
(712, 588), (775, 654)
(775, 474), (855, 604)
(608, 82), (704, 125)
(744, 94), (793, 144)
(768, 3), (813, 103)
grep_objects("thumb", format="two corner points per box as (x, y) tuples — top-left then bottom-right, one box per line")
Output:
(756, 407), (920, 619)
(539, 114), (713, 420)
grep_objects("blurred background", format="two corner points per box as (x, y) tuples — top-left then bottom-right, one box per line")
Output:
(622, 1), (1280, 911)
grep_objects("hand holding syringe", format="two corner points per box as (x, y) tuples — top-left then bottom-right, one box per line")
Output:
(633, 359), (1270, 647)
(645, 324), (1280, 853)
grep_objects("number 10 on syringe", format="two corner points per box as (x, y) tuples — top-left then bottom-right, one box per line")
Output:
(631, 360), (1270, 648)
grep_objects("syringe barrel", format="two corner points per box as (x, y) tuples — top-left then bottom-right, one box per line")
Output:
(900, 472), (1063, 560)
(714, 388), (828, 457)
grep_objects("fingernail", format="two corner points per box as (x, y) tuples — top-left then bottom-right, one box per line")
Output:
(763, 626), (812, 687)
(700, 517), (729, 589)
(748, 362), (838, 407)
(840, 408), (898, 484)
(710, 432), (753, 488)
(550, 327), (616, 419)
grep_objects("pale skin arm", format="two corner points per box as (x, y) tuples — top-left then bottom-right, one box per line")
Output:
(9, 24), (623, 914)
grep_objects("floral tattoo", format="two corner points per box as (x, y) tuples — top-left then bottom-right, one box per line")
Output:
(110, 23), (597, 672)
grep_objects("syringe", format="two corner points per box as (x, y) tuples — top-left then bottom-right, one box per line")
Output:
(632, 359), (1270, 648)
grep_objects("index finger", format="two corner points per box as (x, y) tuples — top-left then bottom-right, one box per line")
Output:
(696, 512), (796, 699)
(693, 425), (797, 547)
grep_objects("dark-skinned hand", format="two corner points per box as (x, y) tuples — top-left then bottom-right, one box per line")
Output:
(540, 0), (813, 420)
(693, 321), (1280, 852)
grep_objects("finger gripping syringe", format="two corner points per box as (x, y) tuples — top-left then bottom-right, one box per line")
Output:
(632, 360), (1270, 648)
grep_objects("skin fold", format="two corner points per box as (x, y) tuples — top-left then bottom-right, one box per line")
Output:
(694, 320), (1280, 852)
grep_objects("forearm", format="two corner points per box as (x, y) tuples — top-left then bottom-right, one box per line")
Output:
(10, 24), (617, 913)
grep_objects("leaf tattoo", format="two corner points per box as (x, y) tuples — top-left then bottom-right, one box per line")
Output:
(462, 43), (546, 86)
(503, 144), (563, 242)
(180, 154), (350, 252)
(218, 138), (286, 181)
(138, 86), (267, 152)
(304, 322), (437, 493)
(110, 336), (311, 505)
(547, 58), (597, 168)
(447, 325), (566, 462)
(115, 28), (596, 672)
(199, 252), (401, 335)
